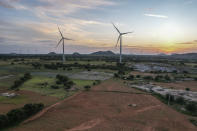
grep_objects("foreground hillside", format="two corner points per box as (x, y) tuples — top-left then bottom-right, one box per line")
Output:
(10, 80), (196, 131)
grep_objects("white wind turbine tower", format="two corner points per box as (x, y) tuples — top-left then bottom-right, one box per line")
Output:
(56, 26), (73, 63)
(112, 22), (133, 63)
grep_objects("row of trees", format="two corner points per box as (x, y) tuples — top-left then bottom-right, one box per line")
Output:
(0, 103), (44, 129)
(11, 73), (32, 90)
(40, 62), (132, 72)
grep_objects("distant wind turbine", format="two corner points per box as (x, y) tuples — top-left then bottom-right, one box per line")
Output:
(56, 26), (73, 63)
(112, 22), (133, 63)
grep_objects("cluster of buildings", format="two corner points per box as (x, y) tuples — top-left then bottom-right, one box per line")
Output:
(132, 84), (197, 103)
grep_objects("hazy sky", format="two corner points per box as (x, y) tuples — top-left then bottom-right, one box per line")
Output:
(0, 0), (197, 54)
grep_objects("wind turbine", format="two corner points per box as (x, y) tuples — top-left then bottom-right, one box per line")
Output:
(112, 22), (133, 63)
(56, 26), (73, 63)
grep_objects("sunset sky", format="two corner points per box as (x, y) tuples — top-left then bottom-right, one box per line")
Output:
(0, 0), (197, 54)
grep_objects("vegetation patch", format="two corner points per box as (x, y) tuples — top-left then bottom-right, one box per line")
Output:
(0, 103), (44, 130)
(11, 73), (32, 90)
(72, 79), (95, 87)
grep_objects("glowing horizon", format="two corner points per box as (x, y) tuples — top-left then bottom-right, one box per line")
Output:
(0, 0), (197, 55)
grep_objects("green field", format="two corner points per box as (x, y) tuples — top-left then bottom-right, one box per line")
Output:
(0, 95), (28, 104)
(19, 76), (95, 99)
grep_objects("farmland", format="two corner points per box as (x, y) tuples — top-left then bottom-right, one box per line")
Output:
(0, 55), (197, 130)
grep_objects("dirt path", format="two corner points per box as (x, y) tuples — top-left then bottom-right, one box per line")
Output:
(67, 118), (103, 131)
(22, 91), (82, 124)
(11, 80), (197, 131)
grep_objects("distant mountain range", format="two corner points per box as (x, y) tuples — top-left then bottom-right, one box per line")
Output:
(42, 51), (197, 60)
(170, 53), (197, 59)
(91, 51), (115, 56)
(48, 52), (57, 55)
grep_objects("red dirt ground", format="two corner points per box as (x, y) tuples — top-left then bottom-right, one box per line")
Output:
(10, 80), (197, 131)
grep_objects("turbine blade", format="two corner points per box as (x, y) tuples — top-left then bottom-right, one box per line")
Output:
(56, 38), (63, 48)
(122, 32), (133, 35)
(64, 37), (73, 41)
(116, 35), (121, 47)
(112, 22), (120, 34)
(58, 26), (63, 38)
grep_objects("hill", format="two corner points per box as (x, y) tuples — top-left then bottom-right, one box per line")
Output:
(170, 53), (197, 60)
(91, 51), (115, 56)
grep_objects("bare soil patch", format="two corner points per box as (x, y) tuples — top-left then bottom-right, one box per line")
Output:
(11, 80), (197, 131)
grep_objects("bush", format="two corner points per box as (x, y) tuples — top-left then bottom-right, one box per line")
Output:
(24, 73), (32, 80)
(164, 75), (171, 81)
(56, 81), (61, 85)
(114, 73), (119, 78)
(175, 97), (185, 105)
(0, 115), (8, 129)
(84, 85), (91, 91)
(11, 73), (32, 90)
(127, 75), (134, 80)
(190, 119), (197, 126)
(185, 88), (190, 91)
(173, 70), (178, 74)
(154, 75), (163, 82)
(7, 109), (25, 124)
(143, 76), (153, 80)
(0, 103), (44, 129)
(186, 102), (197, 113)
(136, 75), (141, 78)
(55, 74), (74, 90)
(118, 70), (125, 75)
(51, 85), (59, 89)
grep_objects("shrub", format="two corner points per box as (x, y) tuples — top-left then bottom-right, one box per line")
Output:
(96, 80), (101, 84)
(127, 75), (134, 80)
(7, 109), (25, 124)
(118, 70), (125, 75)
(183, 70), (188, 74)
(32, 62), (42, 69)
(175, 97), (185, 105)
(173, 70), (177, 74)
(190, 119), (197, 126)
(185, 88), (190, 91)
(24, 73), (32, 80)
(56, 81), (61, 85)
(11, 73), (32, 90)
(136, 75), (141, 78)
(0, 115), (8, 129)
(114, 73), (119, 78)
(143, 76), (153, 80)
(186, 102), (197, 113)
(164, 75), (171, 81)
(84, 85), (91, 91)
(51, 85), (59, 89)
